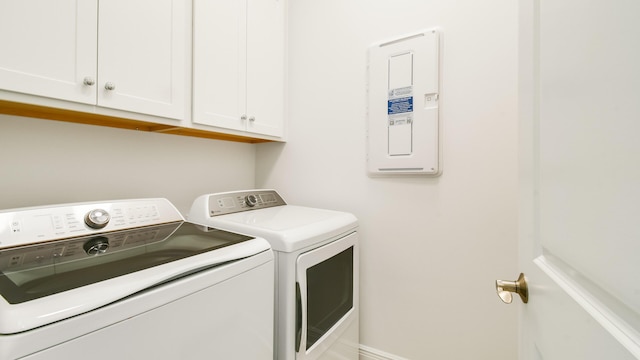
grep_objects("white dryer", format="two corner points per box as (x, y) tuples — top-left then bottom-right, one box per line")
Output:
(0, 198), (274, 359)
(189, 189), (359, 360)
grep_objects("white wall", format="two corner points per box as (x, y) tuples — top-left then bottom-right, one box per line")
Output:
(256, 0), (519, 359)
(0, 115), (256, 214)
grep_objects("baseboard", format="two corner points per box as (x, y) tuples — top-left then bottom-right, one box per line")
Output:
(359, 345), (410, 360)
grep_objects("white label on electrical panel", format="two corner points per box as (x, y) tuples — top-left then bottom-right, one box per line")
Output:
(388, 87), (414, 115)
(388, 86), (413, 155)
(387, 51), (414, 156)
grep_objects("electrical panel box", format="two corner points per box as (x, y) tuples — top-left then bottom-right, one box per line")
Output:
(367, 29), (441, 176)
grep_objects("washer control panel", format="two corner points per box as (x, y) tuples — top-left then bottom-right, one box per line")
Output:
(198, 189), (287, 217)
(0, 223), (178, 272)
(0, 198), (183, 249)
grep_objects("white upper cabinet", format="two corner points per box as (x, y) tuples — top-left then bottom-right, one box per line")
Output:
(0, 0), (98, 105)
(97, 0), (188, 120)
(246, 0), (285, 137)
(0, 0), (188, 120)
(193, 0), (285, 138)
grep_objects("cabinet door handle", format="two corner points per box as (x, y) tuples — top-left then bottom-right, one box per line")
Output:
(83, 77), (95, 86)
(241, 114), (247, 121)
(104, 82), (116, 91)
(249, 116), (255, 122)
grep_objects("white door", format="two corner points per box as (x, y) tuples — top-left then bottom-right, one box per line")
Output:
(192, 0), (247, 131)
(193, 0), (284, 137)
(295, 233), (359, 360)
(97, 0), (188, 120)
(514, 0), (640, 359)
(0, 0), (97, 104)
(245, 0), (285, 137)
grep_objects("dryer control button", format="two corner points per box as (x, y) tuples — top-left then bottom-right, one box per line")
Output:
(85, 209), (111, 229)
(245, 194), (258, 207)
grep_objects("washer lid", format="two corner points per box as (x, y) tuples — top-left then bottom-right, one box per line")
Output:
(192, 205), (358, 252)
(0, 221), (270, 334)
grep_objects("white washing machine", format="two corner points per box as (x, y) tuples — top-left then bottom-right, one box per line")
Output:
(189, 189), (359, 360)
(0, 198), (274, 360)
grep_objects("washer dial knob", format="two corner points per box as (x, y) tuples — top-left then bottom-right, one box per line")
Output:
(245, 194), (258, 207)
(85, 209), (111, 229)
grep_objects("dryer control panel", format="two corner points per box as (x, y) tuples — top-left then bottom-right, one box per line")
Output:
(190, 189), (286, 218)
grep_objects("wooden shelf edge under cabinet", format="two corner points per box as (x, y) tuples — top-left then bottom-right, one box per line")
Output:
(0, 100), (275, 144)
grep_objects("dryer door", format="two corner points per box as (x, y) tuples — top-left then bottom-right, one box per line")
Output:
(295, 232), (358, 360)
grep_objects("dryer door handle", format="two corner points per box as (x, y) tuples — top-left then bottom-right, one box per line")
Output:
(295, 281), (302, 352)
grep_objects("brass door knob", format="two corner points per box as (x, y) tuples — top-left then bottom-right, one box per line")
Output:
(496, 273), (528, 304)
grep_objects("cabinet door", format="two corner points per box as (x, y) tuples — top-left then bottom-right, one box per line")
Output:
(246, 0), (285, 137)
(97, 0), (188, 120)
(192, 0), (247, 132)
(193, 0), (285, 138)
(0, 0), (97, 104)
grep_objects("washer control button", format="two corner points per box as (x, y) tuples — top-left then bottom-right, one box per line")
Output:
(84, 236), (110, 255)
(245, 194), (258, 207)
(85, 209), (111, 229)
